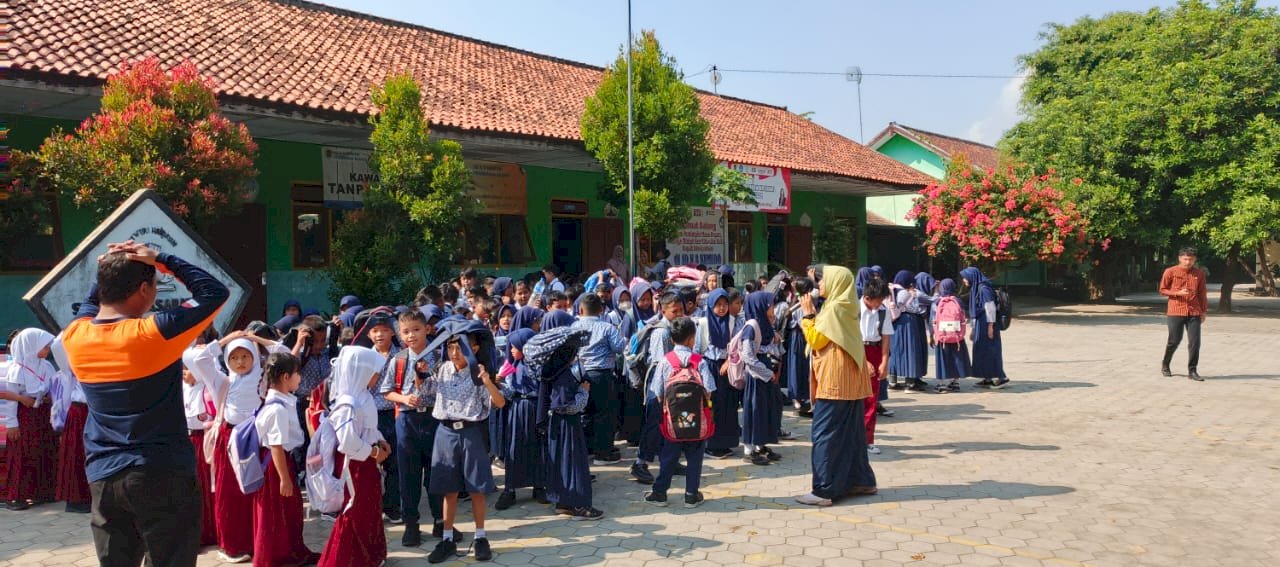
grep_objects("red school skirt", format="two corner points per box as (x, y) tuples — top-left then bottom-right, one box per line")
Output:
(318, 453), (386, 567)
(213, 422), (255, 557)
(54, 402), (90, 505)
(190, 429), (219, 546)
(6, 400), (57, 503)
(253, 448), (316, 567)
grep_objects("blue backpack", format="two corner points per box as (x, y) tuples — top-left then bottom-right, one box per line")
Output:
(229, 398), (288, 495)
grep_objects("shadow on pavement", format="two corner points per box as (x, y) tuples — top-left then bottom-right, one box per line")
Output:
(996, 380), (1097, 393)
(493, 517), (721, 562)
(1199, 374), (1278, 381)
(884, 403), (1011, 423)
(867, 480), (1075, 503)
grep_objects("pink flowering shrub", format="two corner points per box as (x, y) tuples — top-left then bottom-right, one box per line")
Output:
(20, 58), (257, 231)
(908, 156), (1099, 269)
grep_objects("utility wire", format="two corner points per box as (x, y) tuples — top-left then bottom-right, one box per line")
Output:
(687, 67), (1022, 80)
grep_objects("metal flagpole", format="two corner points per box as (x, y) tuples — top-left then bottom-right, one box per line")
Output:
(626, 0), (636, 277)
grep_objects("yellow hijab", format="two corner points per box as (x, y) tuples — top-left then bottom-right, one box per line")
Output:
(814, 266), (867, 367)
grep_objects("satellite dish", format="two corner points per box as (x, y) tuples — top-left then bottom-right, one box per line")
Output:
(711, 69), (722, 87)
(845, 66), (863, 84)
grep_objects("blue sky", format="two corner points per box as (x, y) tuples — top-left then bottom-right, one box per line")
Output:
(316, 1), (1274, 146)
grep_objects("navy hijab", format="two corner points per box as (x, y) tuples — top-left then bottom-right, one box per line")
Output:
(893, 270), (914, 288)
(629, 280), (655, 321)
(960, 267), (993, 319)
(505, 328), (537, 395)
(541, 310), (576, 331)
(855, 267), (875, 296)
(938, 278), (958, 297)
(494, 304), (517, 336)
(512, 306), (545, 332)
(915, 272), (937, 295)
(281, 298), (302, 317)
(705, 289), (732, 350)
(744, 290), (776, 344)
(491, 277), (513, 301)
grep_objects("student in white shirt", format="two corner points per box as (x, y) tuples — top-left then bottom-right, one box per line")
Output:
(859, 278), (894, 455)
(252, 352), (318, 566)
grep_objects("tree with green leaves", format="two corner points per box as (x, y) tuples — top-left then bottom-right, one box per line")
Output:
(329, 73), (475, 306)
(581, 31), (752, 244)
(1005, 0), (1280, 309)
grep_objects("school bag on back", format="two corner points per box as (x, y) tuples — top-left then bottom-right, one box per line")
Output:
(228, 398), (287, 495)
(994, 287), (1013, 331)
(659, 352), (714, 442)
(624, 318), (667, 389)
(305, 397), (353, 515)
(724, 319), (761, 390)
(933, 296), (967, 344)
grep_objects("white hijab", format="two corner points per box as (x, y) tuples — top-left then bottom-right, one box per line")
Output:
(222, 338), (265, 398)
(328, 346), (386, 407)
(5, 328), (56, 395)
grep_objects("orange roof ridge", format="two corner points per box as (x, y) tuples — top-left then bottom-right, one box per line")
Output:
(896, 123), (995, 149)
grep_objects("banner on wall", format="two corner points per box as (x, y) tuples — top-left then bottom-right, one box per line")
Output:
(322, 146), (376, 209)
(23, 189), (251, 334)
(467, 160), (528, 215)
(720, 161), (791, 213)
(667, 207), (726, 267)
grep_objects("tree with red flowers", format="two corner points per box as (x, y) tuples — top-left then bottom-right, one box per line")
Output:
(908, 155), (1097, 275)
(18, 58), (258, 232)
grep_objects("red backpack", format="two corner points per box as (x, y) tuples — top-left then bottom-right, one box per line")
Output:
(934, 296), (967, 344)
(659, 352), (715, 443)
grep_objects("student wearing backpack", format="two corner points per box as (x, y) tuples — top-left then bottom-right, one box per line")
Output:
(629, 291), (684, 484)
(699, 289), (740, 459)
(859, 279), (895, 455)
(181, 329), (220, 547)
(888, 270), (930, 393)
(539, 329), (605, 520)
(740, 291), (783, 466)
(378, 308), (444, 548)
(960, 267), (1008, 389)
(931, 279), (972, 393)
(572, 294), (627, 465)
(794, 266), (877, 507)
(252, 353), (318, 567)
(318, 347), (392, 567)
(644, 317), (716, 507)
(188, 331), (285, 563)
(618, 281), (656, 449)
(353, 312), (403, 525)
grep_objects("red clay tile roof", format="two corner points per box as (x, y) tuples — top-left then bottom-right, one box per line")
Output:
(3, 0), (929, 188)
(865, 211), (902, 228)
(872, 123), (1001, 172)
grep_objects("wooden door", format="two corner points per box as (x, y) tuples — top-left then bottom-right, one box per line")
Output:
(209, 203), (268, 328)
(584, 217), (624, 274)
(785, 225), (813, 272)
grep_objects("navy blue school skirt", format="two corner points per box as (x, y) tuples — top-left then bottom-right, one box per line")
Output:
(546, 413), (592, 509)
(503, 396), (546, 490)
(784, 327), (811, 402)
(970, 315), (1006, 379)
(934, 341), (971, 381)
(741, 355), (779, 446)
(889, 312), (928, 379)
(705, 358), (741, 451)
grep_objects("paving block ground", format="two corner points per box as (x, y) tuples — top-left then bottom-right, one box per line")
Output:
(2, 301), (1277, 566)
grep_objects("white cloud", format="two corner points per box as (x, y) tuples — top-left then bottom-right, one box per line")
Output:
(966, 75), (1027, 145)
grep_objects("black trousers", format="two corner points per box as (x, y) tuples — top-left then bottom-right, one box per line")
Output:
(90, 467), (201, 567)
(582, 369), (619, 456)
(1163, 315), (1202, 370)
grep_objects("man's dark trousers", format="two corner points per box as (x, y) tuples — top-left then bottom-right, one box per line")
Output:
(583, 368), (619, 457)
(91, 467), (201, 567)
(1163, 315), (1201, 370)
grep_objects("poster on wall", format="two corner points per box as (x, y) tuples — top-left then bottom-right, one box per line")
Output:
(667, 207), (726, 267)
(322, 146), (377, 209)
(720, 161), (791, 213)
(467, 160), (527, 215)
(23, 189), (251, 334)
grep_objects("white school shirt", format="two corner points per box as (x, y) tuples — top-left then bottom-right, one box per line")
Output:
(0, 361), (14, 429)
(330, 394), (383, 462)
(859, 299), (895, 343)
(182, 379), (211, 431)
(255, 390), (304, 451)
(189, 342), (262, 426)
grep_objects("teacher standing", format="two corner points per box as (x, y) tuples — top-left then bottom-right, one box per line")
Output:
(60, 241), (229, 567)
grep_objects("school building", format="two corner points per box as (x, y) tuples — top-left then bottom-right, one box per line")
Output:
(0, 0), (929, 329)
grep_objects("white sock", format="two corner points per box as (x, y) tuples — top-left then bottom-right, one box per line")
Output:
(475, 528), (487, 539)
(443, 529), (453, 541)
(743, 445), (754, 456)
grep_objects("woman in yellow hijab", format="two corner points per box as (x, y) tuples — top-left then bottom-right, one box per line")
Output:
(794, 265), (878, 507)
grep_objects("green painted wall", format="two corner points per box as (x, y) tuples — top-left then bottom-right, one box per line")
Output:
(866, 134), (940, 228)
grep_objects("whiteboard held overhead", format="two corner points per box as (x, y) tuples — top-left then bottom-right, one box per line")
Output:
(22, 188), (252, 334)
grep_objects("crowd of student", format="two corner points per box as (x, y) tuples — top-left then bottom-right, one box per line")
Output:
(0, 257), (1009, 566)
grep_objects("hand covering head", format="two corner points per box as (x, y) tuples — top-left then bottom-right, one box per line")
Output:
(425, 319), (497, 385)
(893, 270), (914, 288)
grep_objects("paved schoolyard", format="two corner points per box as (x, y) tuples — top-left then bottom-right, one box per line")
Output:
(2, 301), (1277, 566)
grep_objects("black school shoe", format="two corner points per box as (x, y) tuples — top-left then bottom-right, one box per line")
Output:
(644, 491), (669, 507)
(1161, 366), (1173, 377)
(705, 448), (734, 459)
(568, 506), (604, 520)
(684, 491), (705, 508)
(402, 524), (423, 547)
(761, 447), (782, 462)
(1189, 369), (1204, 381)
(495, 489), (517, 511)
(427, 538), (457, 564)
(474, 537), (493, 561)
(906, 380), (929, 392)
(65, 502), (91, 514)
(630, 462), (655, 484)
(744, 452), (771, 466)
(532, 488), (550, 504)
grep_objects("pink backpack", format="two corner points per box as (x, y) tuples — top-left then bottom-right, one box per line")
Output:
(725, 320), (761, 390)
(934, 296), (967, 344)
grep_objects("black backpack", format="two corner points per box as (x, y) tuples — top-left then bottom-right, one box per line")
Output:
(994, 287), (1013, 331)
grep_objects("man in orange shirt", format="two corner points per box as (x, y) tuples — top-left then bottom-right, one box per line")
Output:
(1159, 247), (1208, 381)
